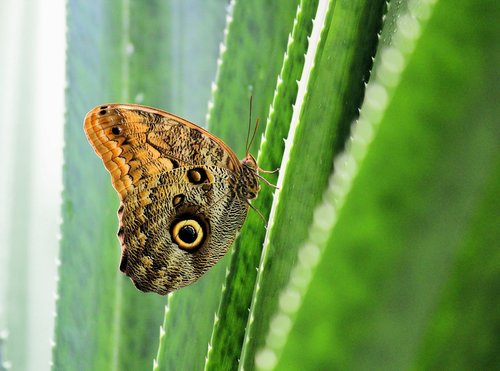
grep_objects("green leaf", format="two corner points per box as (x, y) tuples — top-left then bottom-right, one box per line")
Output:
(204, 1), (319, 369)
(241, 0), (388, 369)
(272, 0), (500, 369)
(54, 2), (128, 368)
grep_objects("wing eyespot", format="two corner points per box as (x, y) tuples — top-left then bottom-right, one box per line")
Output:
(187, 168), (206, 184)
(186, 168), (214, 185)
(171, 217), (206, 251)
(172, 194), (185, 208)
(111, 126), (122, 135)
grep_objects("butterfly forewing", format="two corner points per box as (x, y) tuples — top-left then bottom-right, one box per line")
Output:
(84, 104), (241, 199)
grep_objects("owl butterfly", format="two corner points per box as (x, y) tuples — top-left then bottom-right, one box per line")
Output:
(84, 104), (261, 295)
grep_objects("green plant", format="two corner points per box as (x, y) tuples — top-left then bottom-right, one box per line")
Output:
(51, 0), (500, 370)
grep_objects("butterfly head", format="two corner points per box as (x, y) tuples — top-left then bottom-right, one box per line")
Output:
(241, 153), (257, 170)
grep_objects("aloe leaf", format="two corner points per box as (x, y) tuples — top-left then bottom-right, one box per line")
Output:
(154, 1), (301, 369)
(239, 0), (389, 369)
(53, 2), (125, 368)
(270, 0), (500, 369)
(54, 2), (165, 369)
(53, 1), (224, 370)
(204, 1), (319, 369)
(415, 160), (500, 370)
(206, 0), (301, 152)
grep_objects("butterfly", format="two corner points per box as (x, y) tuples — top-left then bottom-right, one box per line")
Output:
(84, 104), (260, 295)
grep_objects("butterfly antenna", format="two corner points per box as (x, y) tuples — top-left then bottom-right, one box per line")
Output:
(249, 117), (260, 154)
(246, 96), (261, 158)
(246, 96), (253, 157)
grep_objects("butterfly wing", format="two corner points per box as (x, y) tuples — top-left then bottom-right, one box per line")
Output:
(117, 165), (249, 294)
(84, 103), (241, 199)
(84, 104), (250, 294)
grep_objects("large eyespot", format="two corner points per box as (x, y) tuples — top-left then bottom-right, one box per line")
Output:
(171, 219), (204, 251)
(111, 126), (122, 135)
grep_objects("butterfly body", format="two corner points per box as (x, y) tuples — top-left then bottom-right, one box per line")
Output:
(84, 104), (259, 294)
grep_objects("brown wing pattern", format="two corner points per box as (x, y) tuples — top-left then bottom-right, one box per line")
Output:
(84, 103), (260, 294)
(84, 103), (241, 199)
(117, 166), (249, 294)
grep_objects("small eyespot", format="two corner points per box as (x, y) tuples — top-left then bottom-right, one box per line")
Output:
(100, 105), (109, 109)
(111, 126), (122, 135)
(171, 219), (204, 251)
(187, 168), (208, 184)
(172, 194), (185, 207)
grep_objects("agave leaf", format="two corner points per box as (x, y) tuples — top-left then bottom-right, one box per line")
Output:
(275, 0), (500, 369)
(204, 1), (319, 369)
(241, 0), (388, 369)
